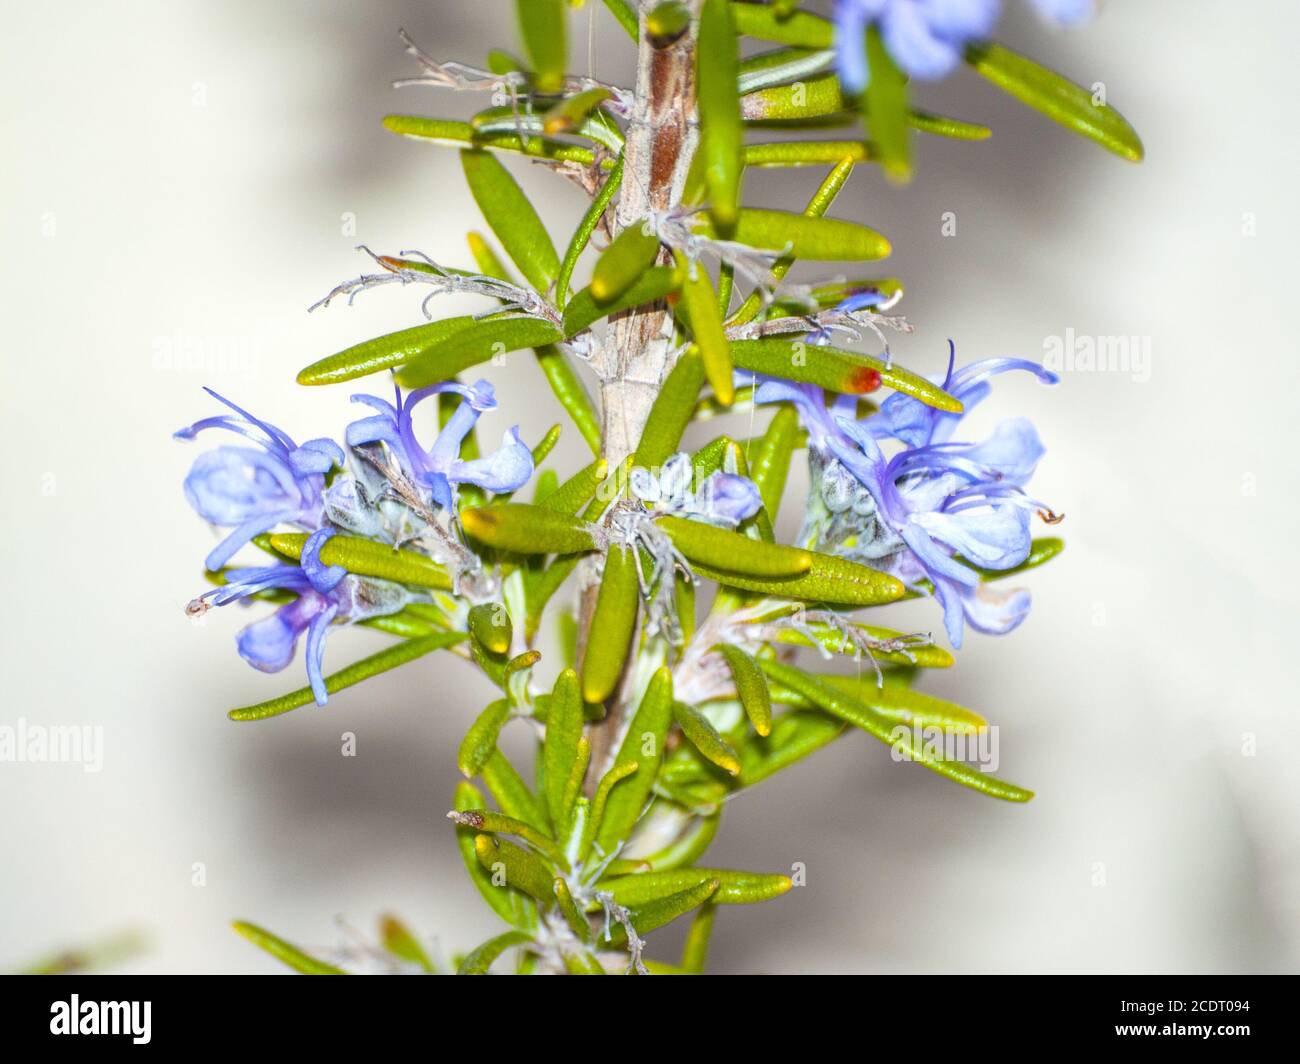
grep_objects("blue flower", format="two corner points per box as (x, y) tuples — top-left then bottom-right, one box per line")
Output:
(757, 346), (1058, 647)
(630, 453), (762, 527)
(189, 529), (405, 705)
(834, 0), (1090, 92)
(835, 0), (1000, 90)
(1030, 0), (1092, 26)
(176, 388), (343, 571)
(345, 380), (533, 510)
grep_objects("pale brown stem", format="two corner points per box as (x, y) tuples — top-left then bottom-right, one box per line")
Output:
(583, 2), (701, 789)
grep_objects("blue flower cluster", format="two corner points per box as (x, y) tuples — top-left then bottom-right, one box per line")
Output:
(757, 346), (1058, 647)
(835, 0), (1092, 92)
(177, 381), (533, 704)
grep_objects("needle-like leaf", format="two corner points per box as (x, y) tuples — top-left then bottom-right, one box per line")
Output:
(231, 921), (345, 975)
(965, 41), (1143, 162)
(580, 545), (640, 704)
(461, 503), (596, 554)
(656, 515), (811, 576)
(457, 929), (534, 975)
(297, 316), (477, 386)
(673, 701), (741, 775)
(269, 532), (453, 590)
(717, 644), (773, 736)
(598, 867), (792, 906)
(594, 668), (673, 852)
(461, 148), (562, 291)
(394, 317), (563, 390)
(458, 698), (513, 778)
(760, 660), (1033, 801)
(543, 669), (584, 828)
(697, 0), (743, 228)
(227, 632), (466, 722)
(729, 337), (962, 411)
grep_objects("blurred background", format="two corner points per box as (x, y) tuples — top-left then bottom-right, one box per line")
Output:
(2, 0), (1296, 973)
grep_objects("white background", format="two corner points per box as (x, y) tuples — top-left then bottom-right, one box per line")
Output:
(1, 0), (1296, 972)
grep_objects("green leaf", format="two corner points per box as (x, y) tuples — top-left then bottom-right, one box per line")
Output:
(580, 545), (640, 704)
(379, 914), (435, 973)
(543, 669), (584, 829)
(592, 218), (662, 303)
(697, 0), (742, 228)
(636, 810), (720, 872)
(729, 1), (832, 48)
(268, 532), (453, 591)
(563, 266), (680, 337)
(563, 949), (607, 975)
(759, 660), (1034, 801)
(738, 709), (846, 786)
(394, 316), (563, 390)
(533, 467), (560, 506)
(595, 668), (673, 852)
(820, 675), (987, 734)
(454, 781), (538, 930)
(457, 929), (534, 975)
(695, 207), (889, 261)
(744, 140), (874, 167)
(615, 879), (721, 938)
(965, 41), (1143, 162)
(297, 316), (477, 386)
(534, 347), (601, 456)
(228, 632), (465, 722)
(673, 702), (741, 775)
(482, 750), (549, 831)
(738, 44), (834, 93)
(468, 603), (513, 655)
(676, 255), (734, 405)
(231, 921), (345, 975)
(599, 867), (792, 906)
(544, 87), (611, 135)
(450, 809), (568, 870)
(554, 878), (593, 943)
(681, 902), (716, 974)
(632, 348), (706, 470)
(515, 0), (567, 94)
(691, 549), (905, 607)
(556, 153), (623, 306)
(461, 502), (595, 554)
(864, 27), (912, 182)
(646, 1), (691, 46)
(908, 109), (991, 141)
(580, 759), (639, 862)
(467, 230), (514, 281)
(475, 834), (557, 903)
(542, 458), (609, 516)
(729, 159), (856, 328)
(458, 698), (513, 777)
(741, 74), (844, 122)
(717, 645), (772, 736)
(461, 149), (561, 292)
(531, 423), (563, 470)
(730, 337), (961, 411)
(656, 515), (811, 577)
(383, 114), (602, 167)
(749, 403), (799, 523)
(601, 0), (639, 40)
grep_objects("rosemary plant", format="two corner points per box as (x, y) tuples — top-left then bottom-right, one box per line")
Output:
(178, 0), (1141, 975)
